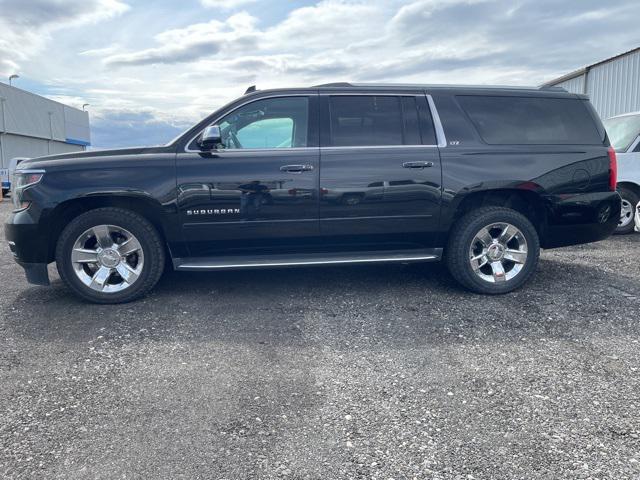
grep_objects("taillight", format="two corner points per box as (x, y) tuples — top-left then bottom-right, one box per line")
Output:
(608, 147), (617, 192)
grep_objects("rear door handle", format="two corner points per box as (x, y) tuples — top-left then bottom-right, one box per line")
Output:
(280, 164), (314, 173)
(402, 161), (434, 169)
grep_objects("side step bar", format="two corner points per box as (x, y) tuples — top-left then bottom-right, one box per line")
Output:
(173, 249), (443, 271)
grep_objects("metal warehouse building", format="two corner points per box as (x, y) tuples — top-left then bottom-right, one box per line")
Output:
(544, 46), (640, 120)
(0, 82), (90, 170)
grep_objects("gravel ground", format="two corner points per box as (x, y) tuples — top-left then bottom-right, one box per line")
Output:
(1, 198), (640, 480)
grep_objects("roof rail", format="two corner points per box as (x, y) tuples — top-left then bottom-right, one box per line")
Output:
(312, 82), (568, 92)
(313, 82), (353, 88)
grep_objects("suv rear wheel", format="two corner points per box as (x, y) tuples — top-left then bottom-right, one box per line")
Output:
(446, 207), (540, 294)
(56, 208), (165, 303)
(615, 186), (638, 235)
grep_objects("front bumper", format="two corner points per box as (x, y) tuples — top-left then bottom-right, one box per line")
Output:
(5, 208), (51, 286)
(12, 257), (50, 286)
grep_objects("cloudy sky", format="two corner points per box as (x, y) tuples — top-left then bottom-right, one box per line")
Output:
(1, 0), (639, 148)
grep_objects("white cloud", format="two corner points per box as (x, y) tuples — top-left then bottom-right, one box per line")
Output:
(200, 0), (256, 9)
(4, 0), (640, 148)
(104, 12), (258, 66)
(0, 0), (129, 75)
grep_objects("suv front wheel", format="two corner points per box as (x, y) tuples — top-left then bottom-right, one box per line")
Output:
(446, 207), (540, 294)
(56, 208), (165, 303)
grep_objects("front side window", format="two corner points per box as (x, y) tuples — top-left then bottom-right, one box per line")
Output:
(603, 114), (640, 152)
(217, 96), (309, 149)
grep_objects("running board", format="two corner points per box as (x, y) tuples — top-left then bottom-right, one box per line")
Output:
(173, 249), (443, 271)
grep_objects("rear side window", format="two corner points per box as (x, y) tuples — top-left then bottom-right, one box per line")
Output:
(457, 95), (603, 145)
(328, 96), (424, 147)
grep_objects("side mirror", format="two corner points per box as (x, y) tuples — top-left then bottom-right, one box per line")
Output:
(199, 125), (222, 150)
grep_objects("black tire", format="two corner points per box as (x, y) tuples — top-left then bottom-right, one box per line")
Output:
(55, 208), (165, 304)
(615, 186), (639, 235)
(446, 207), (540, 295)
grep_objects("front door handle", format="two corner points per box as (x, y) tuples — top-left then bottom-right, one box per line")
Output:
(280, 164), (314, 173)
(402, 161), (434, 169)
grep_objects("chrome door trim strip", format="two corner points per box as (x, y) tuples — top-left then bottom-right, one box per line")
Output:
(177, 254), (440, 270)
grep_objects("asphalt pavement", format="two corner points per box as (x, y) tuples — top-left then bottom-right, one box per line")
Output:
(2, 198), (640, 479)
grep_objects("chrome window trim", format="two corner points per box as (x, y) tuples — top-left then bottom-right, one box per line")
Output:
(184, 94), (314, 153)
(183, 92), (448, 153)
(321, 145), (438, 150)
(426, 94), (447, 148)
(319, 92), (423, 96)
(187, 147), (318, 154)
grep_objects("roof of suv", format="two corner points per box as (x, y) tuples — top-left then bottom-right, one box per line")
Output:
(242, 82), (579, 99)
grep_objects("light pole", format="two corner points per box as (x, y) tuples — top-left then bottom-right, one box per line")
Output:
(82, 103), (90, 111)
(0, 97), (6, 166)
(9, 74), (19, 86)
(47, 111), (54, 155)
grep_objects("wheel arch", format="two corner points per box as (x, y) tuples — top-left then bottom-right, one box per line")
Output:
(46, 194), (171, 263)
(446, 188), (548, 244)
(617, 181), (640, 198)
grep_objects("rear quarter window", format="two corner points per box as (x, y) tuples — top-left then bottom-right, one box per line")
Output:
(457, 95), (603, 145)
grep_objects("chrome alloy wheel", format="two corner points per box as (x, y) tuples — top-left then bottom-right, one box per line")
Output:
(619, 199), (634, 228)
(469, 223), (528, 284)
(71, 225), (144, 293)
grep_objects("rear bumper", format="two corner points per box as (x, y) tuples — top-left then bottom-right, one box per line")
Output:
(542, 191), (621, 248)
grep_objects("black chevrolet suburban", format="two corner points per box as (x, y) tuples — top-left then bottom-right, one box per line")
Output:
(5, 83), (620, 303)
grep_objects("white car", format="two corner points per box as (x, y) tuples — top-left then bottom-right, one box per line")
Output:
(1, 157), (28, 197)
(603, 112), (640, 234)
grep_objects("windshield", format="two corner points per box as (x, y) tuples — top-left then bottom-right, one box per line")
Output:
(603, 114), (640, 152)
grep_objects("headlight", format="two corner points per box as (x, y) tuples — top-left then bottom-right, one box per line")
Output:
(12, 170), (45, 212)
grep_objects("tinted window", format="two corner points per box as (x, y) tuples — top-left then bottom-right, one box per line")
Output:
(401, 97), (421, 145)
(329, 96), (420, 146)
(417, 97), (437, 145)
(458, 96), (603, 145)
(217, 97), (309, 149)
